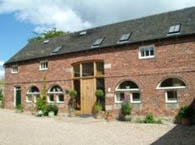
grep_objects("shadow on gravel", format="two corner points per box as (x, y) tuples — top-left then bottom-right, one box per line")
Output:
(151, 99), (195, 145)
(151, 125), (195, 145)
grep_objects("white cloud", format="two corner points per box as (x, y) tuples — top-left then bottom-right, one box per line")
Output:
(0, 0), (195, 33)
(0, 61), (4, 66)
(0, 61), (4, 79)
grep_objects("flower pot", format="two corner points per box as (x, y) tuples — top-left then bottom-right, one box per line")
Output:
(106, 114), (113, 121)
(95, 113), (102, 119)
(48, 111), (55, 117)
(124, 115), (131, 121)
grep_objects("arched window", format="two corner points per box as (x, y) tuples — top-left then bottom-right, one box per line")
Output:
(26, 86), (40, 103)
(115, 81), (141, 103)
(157, 78), (186, 103)
(48, 85), (64, 103)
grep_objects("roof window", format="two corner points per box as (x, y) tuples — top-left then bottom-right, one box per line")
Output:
(91, 37), (105, 48)
(168, 24), (181, 34)
(117, 33), (131, 44)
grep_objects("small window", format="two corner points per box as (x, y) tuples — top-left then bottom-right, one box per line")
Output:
(26, 86), (40, 103)
(165, 90), (178, 103)
(79, 31), (87, 36)
(168, 24), (181, 34)
(82, 62), (94, 77)
(43, 39), (50, 44)
(39, 61), (48, 70)
(91, 38), (104, 48)
(115, 80), (140, 104)
(73, 64), (80, 77)
(139, 45), (155, 59)
(51, 46), (62, 55)
(130, 92), (141, 103)
(11, 65), (18, 73)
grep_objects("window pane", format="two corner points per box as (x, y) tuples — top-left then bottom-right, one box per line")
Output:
(118, 81), (138, 89)
(49, 95), (54, 102)
(167, 91), (177, 101)
(116, 92), (125, 102)
(145, 49), (149, 56)
(82, 62), (94, 77)
(59, 94), (64, 102)
(141, 49), (145, 57)
(74, 80), (80, 110)
(73, 64), (80, 77)
(96, 62), (104, 76)
(150, 48), (154, 55)
(132, 93), (140, 102)
(96, 78), (105, 90)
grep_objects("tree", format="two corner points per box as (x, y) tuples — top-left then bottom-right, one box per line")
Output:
(29, 28), (68, 42)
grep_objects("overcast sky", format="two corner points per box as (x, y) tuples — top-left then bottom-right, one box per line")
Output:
(0, 0), (195, 79)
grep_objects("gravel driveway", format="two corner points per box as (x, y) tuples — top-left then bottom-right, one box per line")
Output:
(0, 109), (194, 145)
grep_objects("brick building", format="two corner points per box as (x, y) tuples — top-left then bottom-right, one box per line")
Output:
(4, 7), (195, 116)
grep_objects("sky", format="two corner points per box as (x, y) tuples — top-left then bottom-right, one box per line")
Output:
(0, 0), (195, 79)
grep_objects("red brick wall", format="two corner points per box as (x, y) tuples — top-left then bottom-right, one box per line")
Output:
(4, 36), (195, 116)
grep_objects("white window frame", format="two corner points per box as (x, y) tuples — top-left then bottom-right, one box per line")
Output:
(165, 90), (178, 103)
(139, 45), (155, 59)
(39, 61), (48, 70)
(56, 94), (64, 103)
(11, 65), (18, 74)
(130, 92), (141, 104)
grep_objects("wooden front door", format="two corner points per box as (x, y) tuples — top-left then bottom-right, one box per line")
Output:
(82, 79), (96, 114)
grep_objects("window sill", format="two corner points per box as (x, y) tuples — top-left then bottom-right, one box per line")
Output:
(139, 56), (155, 60)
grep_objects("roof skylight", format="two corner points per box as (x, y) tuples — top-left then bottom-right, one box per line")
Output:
(118, 33), (131, 44)
(168, 24), (181, 34)
(43, 39), (50, 44)
(50, 46), (62, 55)
(91, 37), (105, 47)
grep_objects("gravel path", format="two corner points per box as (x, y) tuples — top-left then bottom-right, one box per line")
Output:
(0, 109), (194, 145)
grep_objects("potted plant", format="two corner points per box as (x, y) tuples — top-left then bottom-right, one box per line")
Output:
(94, 89), (104, 119)
(105, 111), (113, 121)
(46, 104), (58, 117)
(68, 89), (77, 117)
(94, 103), (103, 119)
(120, 102), (133, 121)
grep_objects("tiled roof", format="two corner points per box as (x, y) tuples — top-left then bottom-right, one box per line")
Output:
(5, 7), (195, 65)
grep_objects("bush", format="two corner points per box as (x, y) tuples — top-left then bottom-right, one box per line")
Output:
(36, 97), (47, 113)
(121, 102), (132, 116)
(175, 105), (194, 123)
(69, 90), (77, 99)
(95, 89), (104, 98)
(143, 113), (162, 124)
(46, 105), (58, 116)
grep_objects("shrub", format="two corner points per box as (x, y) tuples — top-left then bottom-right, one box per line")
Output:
(95, 89), (104, 98)
(143, 113), (162, 124)
(36, 97), (47, 113)
(46, 105), (58, 116)
(69, 90), (77, 99)
(0, 89), (3, 101)
(175, 105), (194, 123)
(121, 102), (132, 116)
(94, 103), (102, 114)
